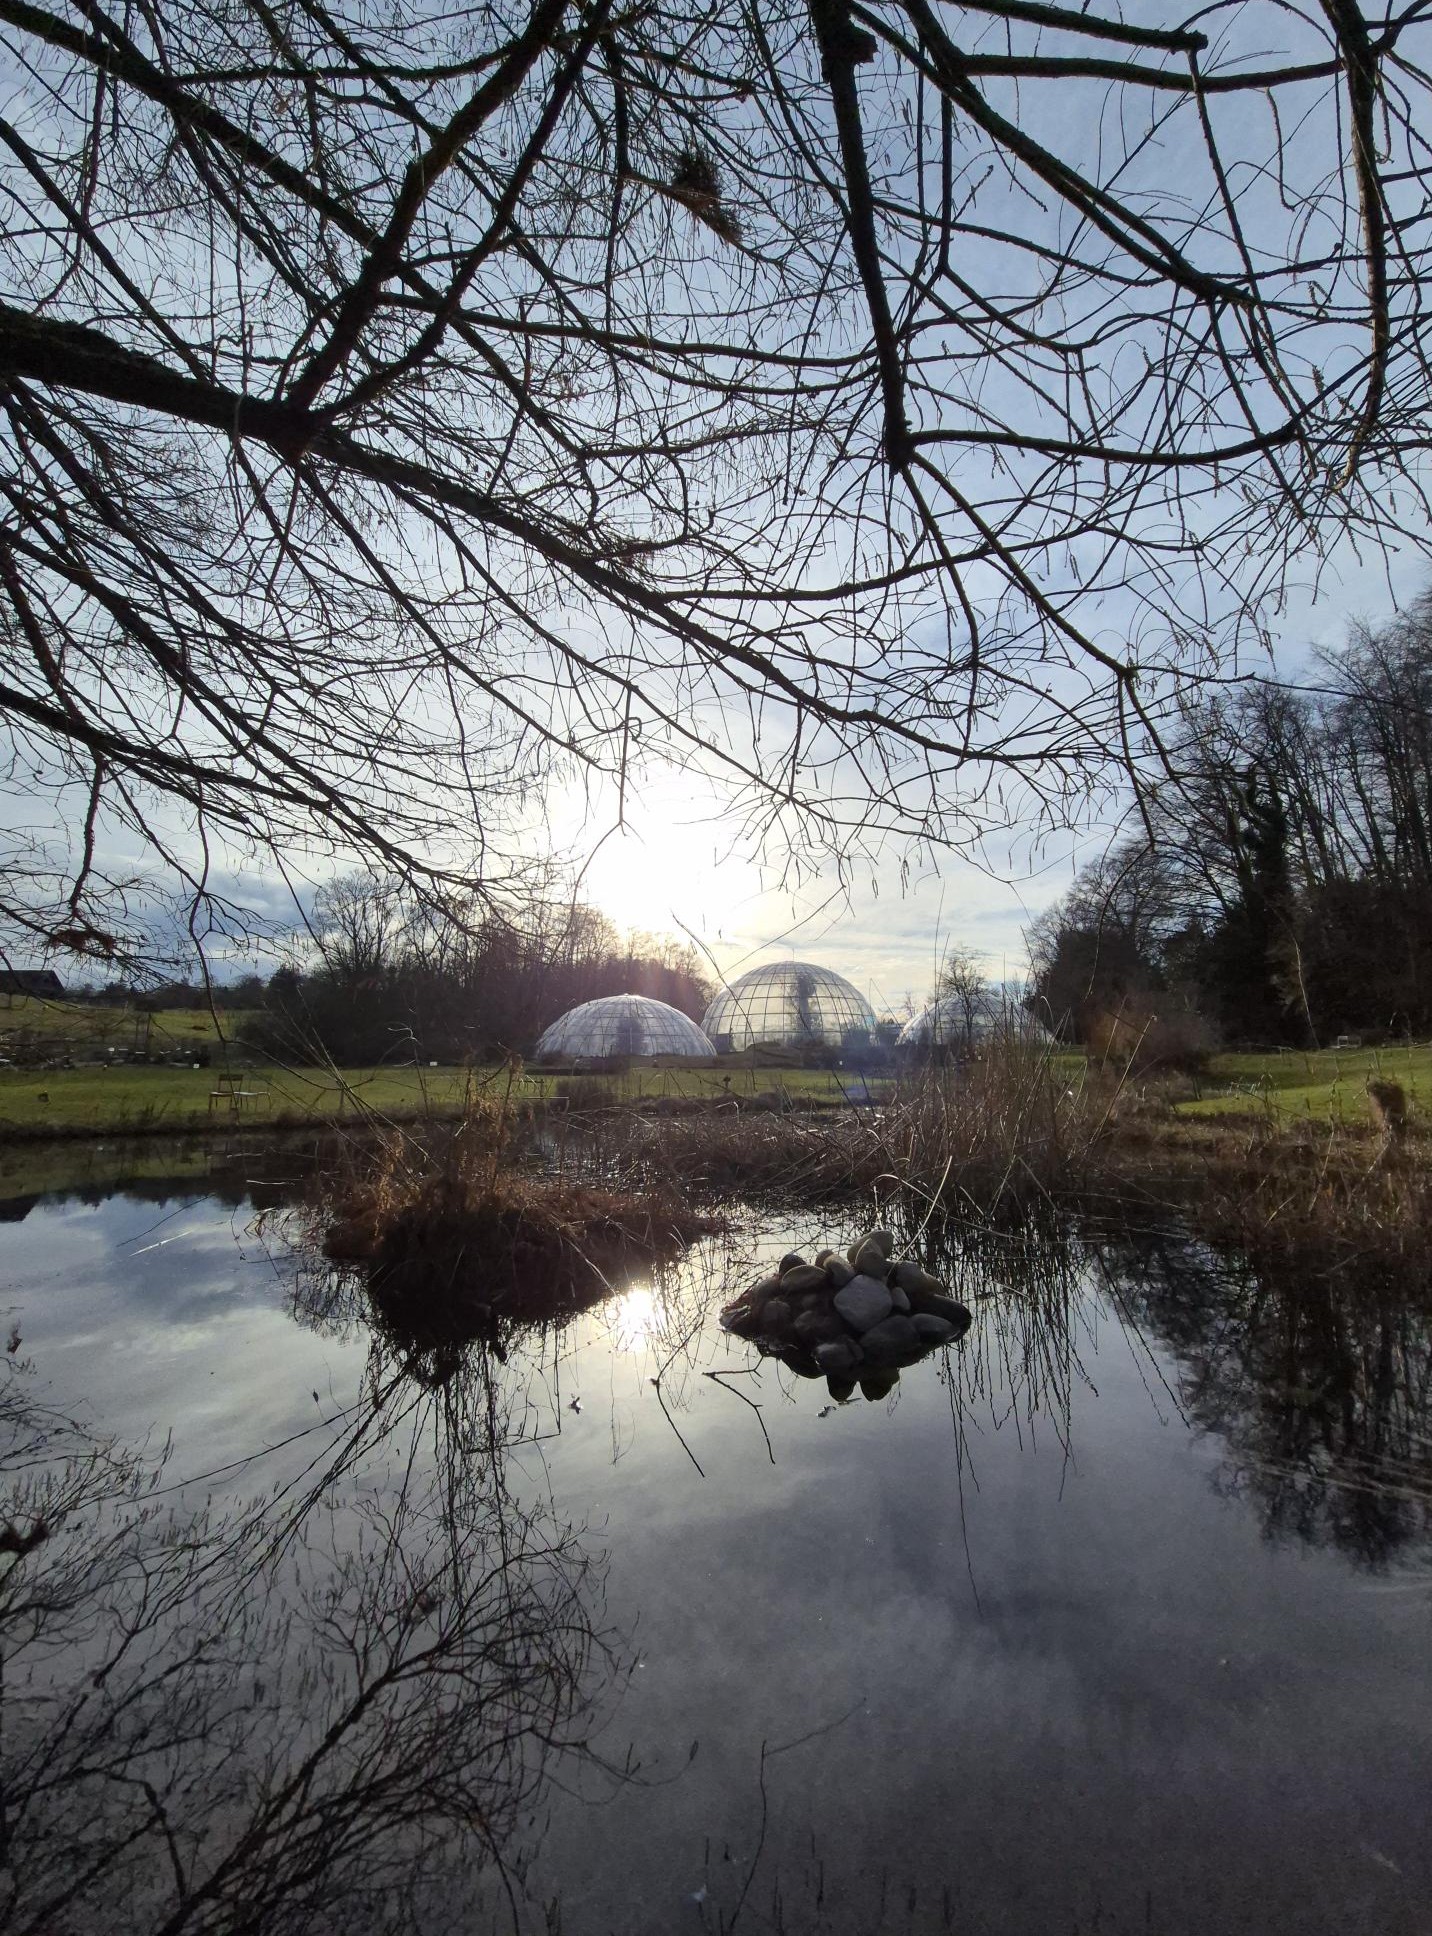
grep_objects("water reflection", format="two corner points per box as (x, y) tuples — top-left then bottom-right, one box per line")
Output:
(1102, 1221), (1432, 1571)
(0, 1335), (624, 1935)
(3, 1157), (1432, 1936)
(606, 1285), (659, 1353)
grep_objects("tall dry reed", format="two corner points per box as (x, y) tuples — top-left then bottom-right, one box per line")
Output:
(619, 1033), (1120, 1217)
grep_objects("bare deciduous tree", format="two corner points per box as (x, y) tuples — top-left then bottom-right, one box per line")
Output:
(2, 0), (1431, 956)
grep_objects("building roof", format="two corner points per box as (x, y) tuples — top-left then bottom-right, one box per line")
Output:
(534, 993), (715, 1060)
(0, 969), (65, 999)
(703, 961), (875, 1052)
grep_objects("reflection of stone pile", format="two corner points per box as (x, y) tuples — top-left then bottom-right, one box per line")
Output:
(720, 1228), (972, 1400)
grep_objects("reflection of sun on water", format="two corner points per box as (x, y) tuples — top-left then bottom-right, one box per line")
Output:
(608, 1285), (657, 1352)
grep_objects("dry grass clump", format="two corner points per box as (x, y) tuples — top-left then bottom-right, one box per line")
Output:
(1180, 1116), (1432, 1291)
(318, 1108), (720, 1349)
(621, 1109), (878, 1200)
(1367, 1077), (1409, 1140)
(879, 1041), (1114, 1209)
(620, 1036), (1115, 1216)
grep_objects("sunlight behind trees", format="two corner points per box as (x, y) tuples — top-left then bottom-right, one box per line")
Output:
(2, 0), (1431, 967)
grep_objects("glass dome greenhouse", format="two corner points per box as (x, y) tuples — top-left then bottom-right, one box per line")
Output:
(533, 994), (715, 1062)
(898, 991), (1053, 1052)
(702, 962), (876, 1053)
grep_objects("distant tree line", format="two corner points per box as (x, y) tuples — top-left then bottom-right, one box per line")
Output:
(256, 880), (711, 1066)
(1031, 598), (1432, 1050)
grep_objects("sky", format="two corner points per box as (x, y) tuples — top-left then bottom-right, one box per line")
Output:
(7, 0), (1432, 1008)
(32, 528), (1419, 1008)
(560, 539), (1431, 1018)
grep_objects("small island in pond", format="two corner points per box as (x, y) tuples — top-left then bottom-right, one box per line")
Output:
(721, 1227), (972, 1402)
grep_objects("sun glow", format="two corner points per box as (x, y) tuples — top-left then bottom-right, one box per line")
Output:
(607, 1285), (658, 1353)
(566, 785), (766, 944)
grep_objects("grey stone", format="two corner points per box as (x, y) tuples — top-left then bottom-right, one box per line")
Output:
(859, 1367), (900, 1401)
(848, 1227), (893, 1266)
(814, 1337), (862, 1376)
(825, 1374), (857, 1403)
(904, 1289), (972, 1331)
(759, 1296), (793, 1339)
(824, 1257), (854, 1289)
(852, 1241), (891, 1280)
(784, 1287), (825, 1318)
(887, 1282), (911, 1314)
(780, 1262), (832, 1296)
(911, 1312), (959, 1345)
(746, 1272), (783, 1309)
(833, 1274), (893, 1333)
(778, 1252), (807, 1274)
(794, 1306), (845, 1350)
(892, 1259), (944, 1297)
(858, 1314), (924, 1365)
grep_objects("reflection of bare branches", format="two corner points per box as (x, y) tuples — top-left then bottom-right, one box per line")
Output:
(1103, 1222), (1432, 1571)
(702, 1371), (776, 1467)
(640, 1243), (745, 1479)
(0, 1346), (623, 1934)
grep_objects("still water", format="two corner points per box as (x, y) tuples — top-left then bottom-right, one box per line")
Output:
(0, 1148), (1428, 1935)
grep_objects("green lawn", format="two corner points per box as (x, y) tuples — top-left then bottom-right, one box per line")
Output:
(0, 1063), (470, 1135)
(7, 1009), (1424, 1138)
(1181, 1043), (1432, 1124)
(0, 1056), (888, 1137)
(0, 996), (254, 1058)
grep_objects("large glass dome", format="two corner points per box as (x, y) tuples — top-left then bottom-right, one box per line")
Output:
(534, 994), (715, 1061)
(898, 990), (1053, 1050)
(703, 962), (875, 1053)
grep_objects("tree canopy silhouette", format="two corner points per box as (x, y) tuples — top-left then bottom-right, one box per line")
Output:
(3, 0), (1431, 954)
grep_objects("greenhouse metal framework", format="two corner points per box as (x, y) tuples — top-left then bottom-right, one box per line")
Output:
(533, 994), (715, 1061)
(703, 963), (875, 1054)
(898, 993), (1053, 1051)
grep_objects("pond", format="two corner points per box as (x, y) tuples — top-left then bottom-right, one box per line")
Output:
(0, 1143), (1428, 1935)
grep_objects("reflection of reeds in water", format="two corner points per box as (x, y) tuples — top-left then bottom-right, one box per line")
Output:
(0, 1340), (627, 1934)
(920, 1211), (1095, 1467)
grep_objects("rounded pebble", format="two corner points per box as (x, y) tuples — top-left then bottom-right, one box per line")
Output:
(780, 1262), (833, 1295)
(859, 1314), (924, 1364)
(833, 1274), (893, 1333)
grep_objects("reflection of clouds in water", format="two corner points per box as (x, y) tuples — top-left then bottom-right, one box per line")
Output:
(13, 1183), (1432, 1936)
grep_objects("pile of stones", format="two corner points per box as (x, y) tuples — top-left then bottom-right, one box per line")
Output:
(720, 1227), (972, 1401)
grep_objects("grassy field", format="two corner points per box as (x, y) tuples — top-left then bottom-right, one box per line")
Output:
(1183, 1043), (1432, 1124)
(0, 1056), (887, 1137)
(0, 995), (253, 1059)
(5, 1006), (1428, 1139)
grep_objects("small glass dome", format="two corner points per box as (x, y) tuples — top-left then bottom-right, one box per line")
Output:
(898, 991), (1053, 1050)
(703, 962), (876, 1053)
(534, 994), (715, 1061)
